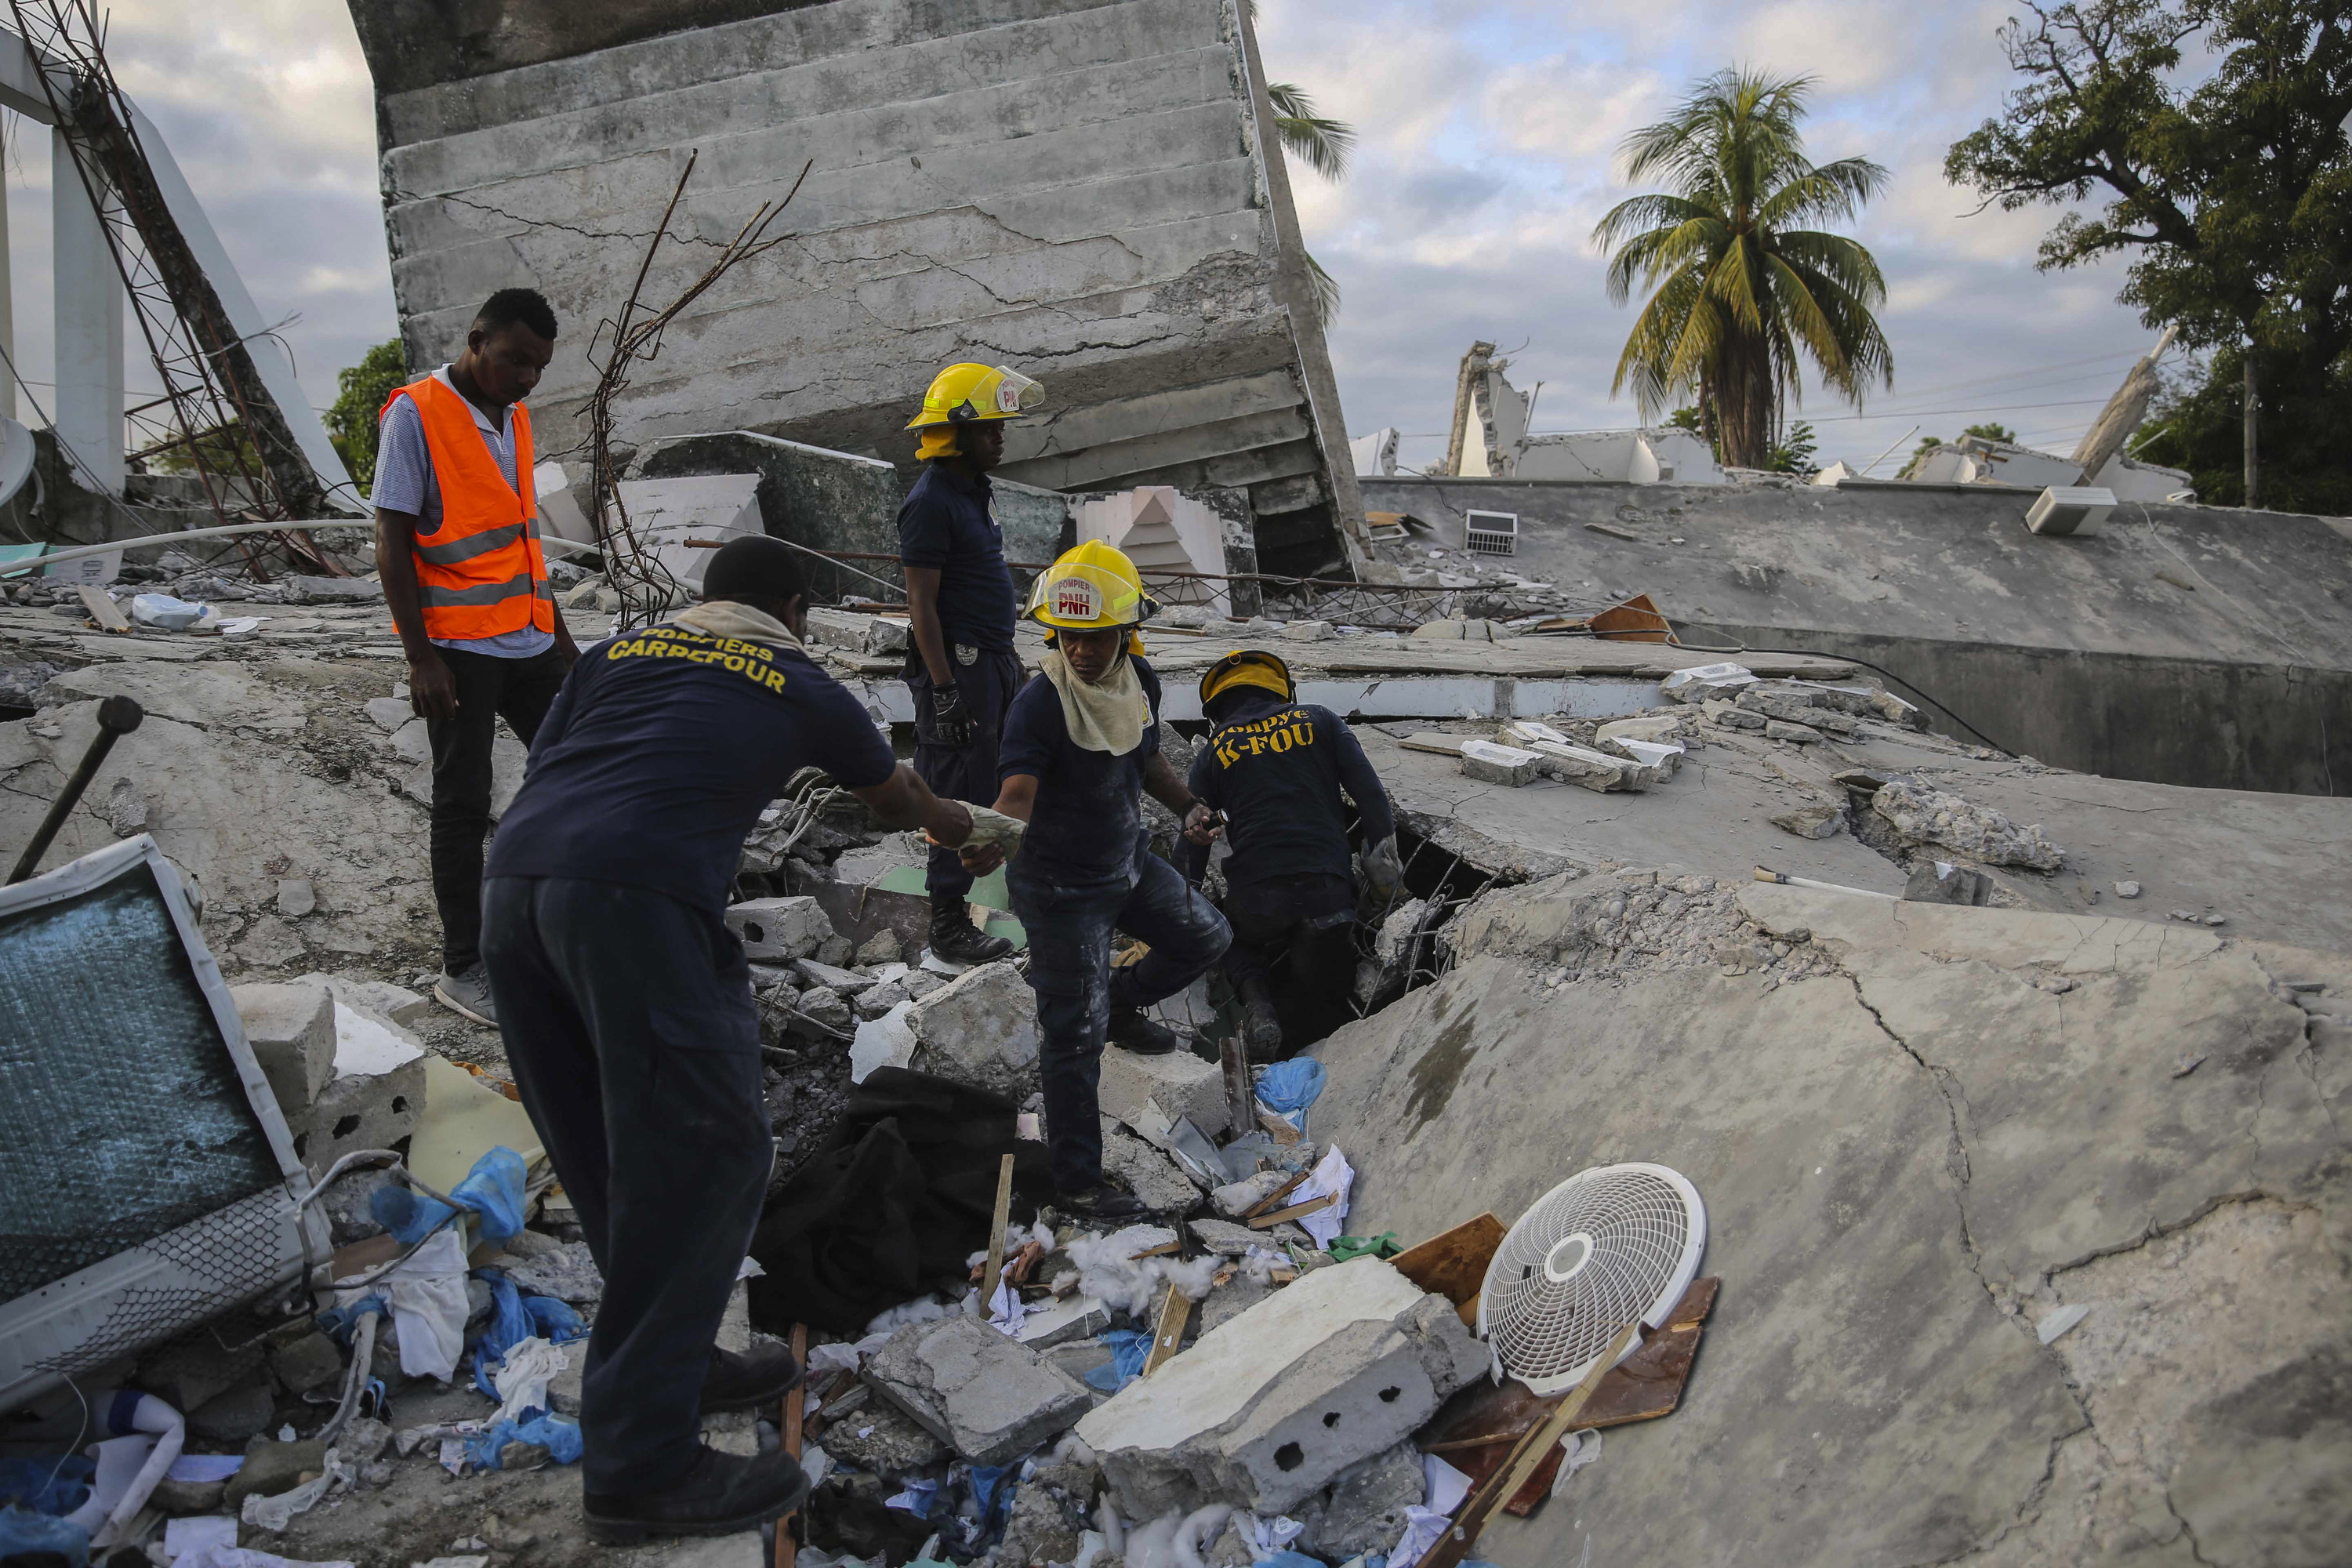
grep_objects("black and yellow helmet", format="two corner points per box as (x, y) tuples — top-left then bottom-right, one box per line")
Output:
(1199, 648), (1295, 713)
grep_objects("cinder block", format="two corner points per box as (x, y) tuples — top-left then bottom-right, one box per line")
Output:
(230, 980), (336, 1112)
(864, 1315), (1091, 1465)
(1098, 1045), (1229, 1139)
(724, 896), (834, 961)
(1076, 1258), (1485, 1519)
(907, 960), (1041, 1101)
(1458, 740), (1540, 786)
(285, 1001), (425, 1178)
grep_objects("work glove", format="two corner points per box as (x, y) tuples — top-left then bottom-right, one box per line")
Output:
(1362, 834), (1405, 900)
(930, 682), (976, 748)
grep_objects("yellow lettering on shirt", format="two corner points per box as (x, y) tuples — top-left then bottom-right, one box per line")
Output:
(1211, 708), (1315, 769)
(603, 627), (792, 696)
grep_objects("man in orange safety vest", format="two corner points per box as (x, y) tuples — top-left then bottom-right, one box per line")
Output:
(374, 287), (579, 1027)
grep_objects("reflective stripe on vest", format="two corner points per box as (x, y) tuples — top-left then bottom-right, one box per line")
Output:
(380, 375), (553, 641)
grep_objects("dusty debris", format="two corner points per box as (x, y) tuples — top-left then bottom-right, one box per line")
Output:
(863, 1316), (1092, 1465)
(1871, 778), (2065, 870)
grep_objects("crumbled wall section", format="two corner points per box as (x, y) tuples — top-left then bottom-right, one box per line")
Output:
(1316, 869), (2351, 1566)
(354, 0), (1364, 573)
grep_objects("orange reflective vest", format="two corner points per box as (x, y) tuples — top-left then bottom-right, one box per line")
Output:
(380, 375), (554, 641)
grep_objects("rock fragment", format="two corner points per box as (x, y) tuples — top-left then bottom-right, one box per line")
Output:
(863, 1316), (1091, 1465)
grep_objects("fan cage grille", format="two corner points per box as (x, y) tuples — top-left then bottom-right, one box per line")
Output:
(1483, 1164), (1701, 1392)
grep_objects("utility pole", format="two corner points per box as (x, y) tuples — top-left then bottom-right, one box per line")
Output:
(2242, 349), (2260, 510)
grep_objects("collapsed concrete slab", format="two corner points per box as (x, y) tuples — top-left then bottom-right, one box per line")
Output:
(355, 0), (1367, 573)
(863, 1315), (1092, 1466)
(1075, 1257), (1483, 1518)
(1097, 1044), (1229, 1140)
(1313, 872), (2352, 1565)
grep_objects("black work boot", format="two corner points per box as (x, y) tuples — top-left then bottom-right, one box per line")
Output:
(1240, 977), (1283, 1062)
(929, 897), (1013, 966)
(698, 1341), (803, 1416)
(584, 1444), (811, 1544)
(1055, 1180), (1150, 1221)
(1105, 1005), (1178, 1055)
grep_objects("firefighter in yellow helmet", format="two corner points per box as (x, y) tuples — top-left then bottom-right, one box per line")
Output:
(957, 542), (1230, 1220)
(897, 363), (1044, 964)
(1175, 651), (1403, 1059)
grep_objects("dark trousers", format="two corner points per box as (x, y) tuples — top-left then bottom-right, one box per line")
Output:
(1009, 842), (1231, 1191)
(1221, 872), (1359, 1052)
(907, 646), (1022, 905)
(480, 875), (771, 1494)
(426, 644), (567, 973)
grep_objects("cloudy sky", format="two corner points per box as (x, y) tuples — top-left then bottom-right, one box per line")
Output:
(0, 0), (2161, 476)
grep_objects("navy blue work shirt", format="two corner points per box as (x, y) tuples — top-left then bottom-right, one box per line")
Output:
(896, 463), (1015, 653)
(997, 656), (1163, 886)
(1176, 689), (1396, 891)
(488, 622), (896, 913)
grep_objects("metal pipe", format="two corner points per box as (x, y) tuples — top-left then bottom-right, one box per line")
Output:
(2, 517), (600, 579)
(8, 693), (141, 883)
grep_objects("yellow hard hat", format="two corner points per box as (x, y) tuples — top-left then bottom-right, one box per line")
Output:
(906, 362), (1044, 430)
(1024, 539), (1154, 631)
(1200, 649), (1295, 710)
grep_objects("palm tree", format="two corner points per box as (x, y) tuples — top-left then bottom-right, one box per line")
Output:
(1593, 69), (1893, 470)
(1269, 82), (1353, 327)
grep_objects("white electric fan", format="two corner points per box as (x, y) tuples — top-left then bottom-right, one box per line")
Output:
(1476, 1163), (1708, 1393)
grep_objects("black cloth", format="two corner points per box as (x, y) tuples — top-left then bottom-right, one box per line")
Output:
(906, 648), (1023, 903)
(997, 655), (1163, 887)
(488, 623), (895, 913)
(426, 643), (567, 973)
(746, 1069), (1053, 1334)
(1221, 871), (1359, 1052)
(1009, 840), (1230, 1191)
(481, 875), (770, 1494)
(895, 463), (1015, 652)
(1176, 690), (1393, 891)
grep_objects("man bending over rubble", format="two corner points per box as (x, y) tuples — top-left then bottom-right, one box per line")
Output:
(1178, 649), (1402, 1058)
(960, 541), (1230, 1221)
(373, 286), (579, 1029)
(479, 535), (979, 1541)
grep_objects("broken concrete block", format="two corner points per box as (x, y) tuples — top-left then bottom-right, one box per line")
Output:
(852, 978), (911, 1020)
(363, 695), (411, 732)
(1100, 1123), (1202, 1212)
(225, 1439), (326, 1509)
(284, 1001), (426, 1178)
(1280, 619), (1334, 641)
(1772, 803), (1846, 840)
(1098, 1046), (1230, 1140)
(816, 1390), (948, 1475)
(268, 1331), (344, 1396)
(1703, 698), (1768, 731)
(1765, 719), (1824, 743)
(1015, 1295), (1111, 1349)
(1526, 740), (1635, 793)
(724, 897), (833, 961)
(276, 878), (317, 918)
(2115, 880), (2142, 898)
(863, 1315), (1092, 1465)
(1873, 779), (2065, 871)
(1187, 1218), (1264, 1256)
(1733, 682), (1824, 722)
(907, 960), (1040, 1100)
(791, 956), (877, 994)
(1076, 1258), (1485, 1518)
(855, 928), (902, 966)
(1660, 661), (1755, 702)
(1294, 1439), (1426, 1563)
(1410, 619), (1467, 639)
(1459, 739), (1540, 786)
(788, 985), (853, 1039)
(1595, 714), (1685, 746)
(1604, 735), (1683, 777)
(231, 980), (337, 1112)
(1868, 687), (1923, 728)
(998, 1459), (1097, 1568)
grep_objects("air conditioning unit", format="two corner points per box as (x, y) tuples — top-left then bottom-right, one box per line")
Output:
(1464, 509), (1519, 555)
(0, 837), (324, 1413)
(2024, 485), (2115, 537)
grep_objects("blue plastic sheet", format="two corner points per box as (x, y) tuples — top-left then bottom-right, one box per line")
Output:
(469, 1268), (588, 1400)
(0, 1456), (92, 1517)
(1081, 1329), (1152, 1393)
(0, 1504), (89, 1567)
(462, 1411), (583, 1470)
(1255, 1555), (1324, 1568)
(1254, 1058), (1326, 1132)
(372, 1146), (528, 1247)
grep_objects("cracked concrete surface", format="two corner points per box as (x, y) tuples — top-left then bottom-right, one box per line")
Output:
(1315, 873), (2350, 1566)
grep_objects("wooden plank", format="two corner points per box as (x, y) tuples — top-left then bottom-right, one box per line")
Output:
(974, 1152), (1015, 1317)
(76, 584), (129, 632)
(1419, 1322), (1639, 1568)
(1391, 1212), (1505, 1330)
(1396, 733), (1469, 757)
(1243, 1168), (1308, 1219)
(1247, 1192), (1337, 1229)
(1143, 1287), (1192, 1377)
(775, 1322), (809, 1568)
(1257, 1109), (1303, 1145)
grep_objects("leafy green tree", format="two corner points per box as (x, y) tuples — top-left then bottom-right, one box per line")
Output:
(325, 339), (408, 493)
(1267, 82), (1355, 327)
(1595, 70), (1894, 470)
(1961, 422), (2017, 443)
(2134, 347), (2352, 513)
(1765, 420), (1818, 474)
(1945, 0), (2352, 507)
